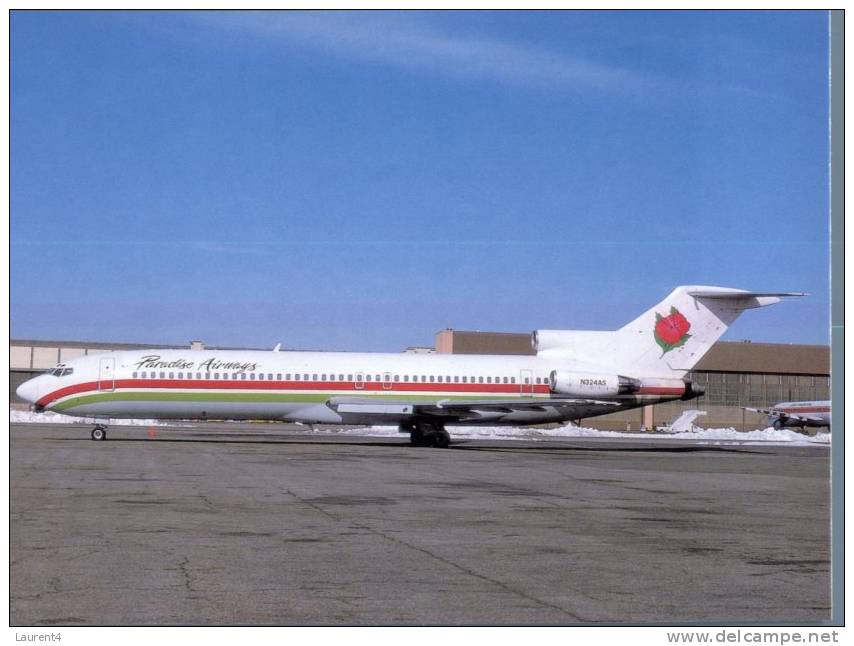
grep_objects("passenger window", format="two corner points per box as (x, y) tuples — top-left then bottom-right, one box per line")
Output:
(503, 377), (508, 384)
(241, 373), (247, 380)
(462, 376), (467, 383)
(524, 377), (530, 384)
(177, 372), (182, 379)
(403, 375), (409, 382)
(429, 375), (435, 382)
(160, 372), (166, 379)
(277, 374), (282, 381)
(486, 377), (492, 384)
(394, 375), (399, 381)
(132, 372), (138, 378)
(478, 377), (484, 384)
(348, 374), (354, 381)
(268, 373), (273, 380)
(339, 374), (345, 381)
(285, 373), (291, 380)
(366, 375), (372, 382)
(303, 374), (309, 380)
(213, 373), (219, 380)
(294, 374), (300, 381)
(258, 373), (264, 380)
(511, 377), (516, 384)
(535, 377), (540, 384)
(250, 373), (256, 380)
(322, 374), (327, 381)
(453, 376), (459, 383)
(375, 375), (381, 382)
(437, 376), (443, 383)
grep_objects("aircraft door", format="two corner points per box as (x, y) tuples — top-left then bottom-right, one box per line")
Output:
(98, 357), (116, 392)
(520, 369), (533, 397)
(355, 372), (364, 390)
(382, 372), (393, 390)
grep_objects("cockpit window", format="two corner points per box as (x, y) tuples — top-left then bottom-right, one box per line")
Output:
(60, 368), (73, 377)
(46, 364), (68, 377)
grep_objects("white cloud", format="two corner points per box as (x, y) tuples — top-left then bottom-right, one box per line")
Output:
(185, 11), (662, 97)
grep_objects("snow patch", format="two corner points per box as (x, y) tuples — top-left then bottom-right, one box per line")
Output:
(337, 423), (830, 446)
(9, 410), (170, 426)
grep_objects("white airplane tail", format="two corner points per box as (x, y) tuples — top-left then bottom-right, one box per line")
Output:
(534, 286), (804, 378)
(613, 286), (804, 377)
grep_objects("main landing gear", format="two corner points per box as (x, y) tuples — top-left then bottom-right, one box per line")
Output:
(91, 424), (107, 441)
(401, 421), (451, 448)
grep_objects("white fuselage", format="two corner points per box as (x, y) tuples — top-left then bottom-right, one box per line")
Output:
(17, 348), (689, 426)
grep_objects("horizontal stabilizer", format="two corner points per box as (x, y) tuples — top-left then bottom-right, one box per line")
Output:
(686, 288), (807, 299)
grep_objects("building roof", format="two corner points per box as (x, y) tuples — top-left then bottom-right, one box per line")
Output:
(693, 341), (829, 375)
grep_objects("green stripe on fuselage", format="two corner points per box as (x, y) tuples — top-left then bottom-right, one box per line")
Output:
(51, 390), (544, 412)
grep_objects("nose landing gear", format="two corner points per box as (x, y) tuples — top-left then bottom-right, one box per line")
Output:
(91, 425), (107, 441)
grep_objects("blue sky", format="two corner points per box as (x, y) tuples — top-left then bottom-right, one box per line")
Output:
(11, 10), (830, 351)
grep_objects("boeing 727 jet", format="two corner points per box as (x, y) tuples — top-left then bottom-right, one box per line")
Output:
(16, 286), (803, 447)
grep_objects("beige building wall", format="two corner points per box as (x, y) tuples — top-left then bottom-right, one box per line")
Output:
(31, 347), (61, 370)
(59, 347), (88, 363)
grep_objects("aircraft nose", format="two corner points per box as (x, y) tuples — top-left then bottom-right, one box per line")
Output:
(15, 378), (40, 405)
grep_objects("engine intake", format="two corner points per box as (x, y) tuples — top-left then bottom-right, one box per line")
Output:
(549, 371), (640, 398)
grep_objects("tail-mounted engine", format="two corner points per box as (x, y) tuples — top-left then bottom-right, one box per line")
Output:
(549, 371), (641, 398)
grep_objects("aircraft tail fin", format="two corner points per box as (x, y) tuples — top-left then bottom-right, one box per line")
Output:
(614, 286), (805, 377)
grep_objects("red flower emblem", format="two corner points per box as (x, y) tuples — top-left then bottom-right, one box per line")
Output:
(654, 306), (691, 356)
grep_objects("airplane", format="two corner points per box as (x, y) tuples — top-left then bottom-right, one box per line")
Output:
(15, 285), (804, 447)
(743, 401), (831, 431)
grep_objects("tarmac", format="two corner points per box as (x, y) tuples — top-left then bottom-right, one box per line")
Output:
(9, 422), (831, 625)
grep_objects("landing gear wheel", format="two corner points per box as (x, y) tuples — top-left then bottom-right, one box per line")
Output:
(432, 430), (451, 449)
(773, 419), (785, 431)
(410, 428), (426, 446)
(91, 426), (107, 441)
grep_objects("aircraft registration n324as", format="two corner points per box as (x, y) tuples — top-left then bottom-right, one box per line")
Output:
(16, 285), (804, 447)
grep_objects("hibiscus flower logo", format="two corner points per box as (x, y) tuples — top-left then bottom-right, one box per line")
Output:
(654, 306), (692, 356)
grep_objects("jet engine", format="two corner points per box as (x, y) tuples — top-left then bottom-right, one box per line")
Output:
(549, 371), (641, 398)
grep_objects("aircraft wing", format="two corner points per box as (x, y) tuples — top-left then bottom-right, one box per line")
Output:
(328, 396), (620, 422)
(742, 407), (825, 424)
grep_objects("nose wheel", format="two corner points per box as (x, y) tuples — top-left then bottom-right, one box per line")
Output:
(91, 425), (107, 441)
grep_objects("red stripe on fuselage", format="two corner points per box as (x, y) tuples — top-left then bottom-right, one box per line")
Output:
(36, 379), (553, 407)
(637, 387), (685, 396)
